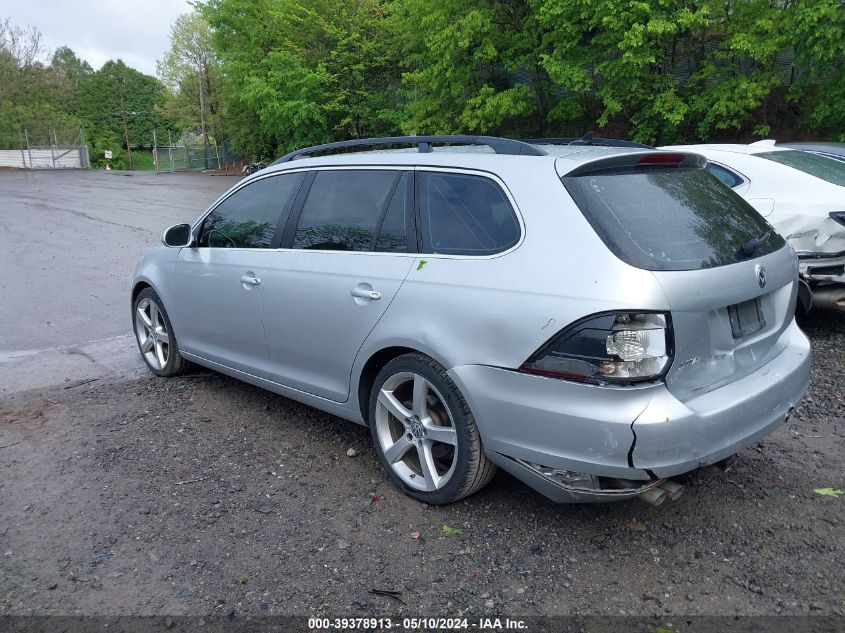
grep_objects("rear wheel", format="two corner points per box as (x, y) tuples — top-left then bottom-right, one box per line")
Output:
(369, 354), (496, 504)
(133, 288), (188, 377)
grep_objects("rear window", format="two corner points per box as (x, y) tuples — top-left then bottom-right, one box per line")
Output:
(757, 150), (845, 187)
(562, 166), (785, 271)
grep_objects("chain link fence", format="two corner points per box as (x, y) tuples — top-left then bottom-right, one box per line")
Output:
(152, 132), (240, 173)
(0, 127), (90, 169)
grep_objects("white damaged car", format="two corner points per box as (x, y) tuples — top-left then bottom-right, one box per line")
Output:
(663, 141), (845, 313)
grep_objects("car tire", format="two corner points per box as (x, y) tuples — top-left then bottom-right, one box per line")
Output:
(369, 353), (496, 504)
(132, 287), (189, 377)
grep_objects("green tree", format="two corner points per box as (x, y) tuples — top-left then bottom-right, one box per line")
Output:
(157, 12), (222, 145)
(0, 20), (84, 147)
(533, 0), (799, 143)
(787, 0), (845, 141)
(200, 0), (402, 158)
(393, 0), (553, 136)
(75, 59), (170, 158)
(51, 46), (93, 97)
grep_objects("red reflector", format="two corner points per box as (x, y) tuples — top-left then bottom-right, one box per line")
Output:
(638, 154), (685, 165)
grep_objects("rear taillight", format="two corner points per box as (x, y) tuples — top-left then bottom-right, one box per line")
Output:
(519, 312), (673, 385)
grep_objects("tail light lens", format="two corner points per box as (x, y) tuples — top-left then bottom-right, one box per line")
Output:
(519, 312), (673, 385)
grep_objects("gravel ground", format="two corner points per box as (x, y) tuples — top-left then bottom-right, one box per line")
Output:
(0, 313), (843, 619)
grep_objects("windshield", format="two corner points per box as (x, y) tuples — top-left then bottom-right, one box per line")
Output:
(562, 166), (785, 271)
(757, 150), (845, 187)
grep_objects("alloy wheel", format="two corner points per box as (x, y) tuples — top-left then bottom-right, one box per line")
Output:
(374, 371), (458, 491)
(134, 297), (170, 370)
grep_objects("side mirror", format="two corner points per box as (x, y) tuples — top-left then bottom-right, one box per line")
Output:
(162, 223), (193, 247)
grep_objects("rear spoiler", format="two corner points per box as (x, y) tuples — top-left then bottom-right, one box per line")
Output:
(557, 151), (707, 177)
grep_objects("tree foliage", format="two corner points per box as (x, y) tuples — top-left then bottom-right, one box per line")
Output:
(532, 0), (845, 143)
(0, 19), (82, 146)
(157, 12), (222, 143)
(2, 2), (844, 163)
(75, 60), (170, 155)
(393, 0), (552, 136)
(198, 0), (845, 158)
(201, 0), (402, 158)
(0, 18), (171, 161)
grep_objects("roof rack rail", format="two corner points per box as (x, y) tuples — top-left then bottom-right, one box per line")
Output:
(272, 135), (547, 164)
(524, 132), (653, 149)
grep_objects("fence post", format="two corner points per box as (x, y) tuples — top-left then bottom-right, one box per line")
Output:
(80, 127), (89, 168)
(168, 131), (174, 172)
(19, 129), (26, 168)
(24, 127), (32, 168)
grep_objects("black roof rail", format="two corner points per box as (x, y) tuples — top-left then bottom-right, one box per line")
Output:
(524, 132), (653, 149)
(272, 135), (547, 164)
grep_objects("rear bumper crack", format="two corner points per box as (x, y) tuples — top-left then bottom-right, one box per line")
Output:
(627, 397), (652, 468)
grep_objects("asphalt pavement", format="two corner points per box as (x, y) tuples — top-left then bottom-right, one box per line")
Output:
(0, 170), (238, 393)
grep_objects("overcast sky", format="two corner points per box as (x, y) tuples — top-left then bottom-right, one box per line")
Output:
(1, 0), (193, 76)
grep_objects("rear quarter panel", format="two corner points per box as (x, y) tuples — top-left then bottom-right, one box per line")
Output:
(350, 160), (669, 411)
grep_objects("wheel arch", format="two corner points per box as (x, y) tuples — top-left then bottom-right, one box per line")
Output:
(131, 280), (153, 306)
(356, 345), (451, 422)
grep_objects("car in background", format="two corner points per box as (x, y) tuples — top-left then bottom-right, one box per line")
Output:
(777, 141), (845, 164)
(132, 135), (810, 506)
(663, 141), (845, 313)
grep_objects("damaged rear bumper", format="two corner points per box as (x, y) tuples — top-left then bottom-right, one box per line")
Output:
(448, 321), (810, 503)
(628, 321), (810, 477)
(797, 250), (845, 312)
(798, 249), (845, 282)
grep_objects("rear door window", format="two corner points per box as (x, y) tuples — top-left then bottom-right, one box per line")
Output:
(417, 171), (520, 255)
(199, 173), (301, 248)
(562, 166), (785, 271)
(292, 170), (403, 251)
(757, 150), (845, 186)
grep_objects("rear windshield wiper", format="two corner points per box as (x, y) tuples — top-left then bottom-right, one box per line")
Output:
(739, 231), (771, 258)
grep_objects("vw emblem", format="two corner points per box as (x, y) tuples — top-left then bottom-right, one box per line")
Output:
(755, 265), (767, 289)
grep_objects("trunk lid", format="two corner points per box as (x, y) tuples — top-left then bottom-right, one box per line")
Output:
(653, 245), (798, 402)
(556, 149), (798, 401)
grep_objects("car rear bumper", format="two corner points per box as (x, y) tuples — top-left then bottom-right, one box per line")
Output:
(797, 252), (845, 312)
(449, 320), (811, 503)
(798, 250), (845, 284)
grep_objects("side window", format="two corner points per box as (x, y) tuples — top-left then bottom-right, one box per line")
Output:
(418, 171), (520, 255)
(706, 163), (744, 189)
(292, 170), (401, 251)
(199, 174), (300, 248)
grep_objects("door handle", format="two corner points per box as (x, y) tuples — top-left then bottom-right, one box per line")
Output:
(351, 287), (381, 300)
(240, 275), (261, 286)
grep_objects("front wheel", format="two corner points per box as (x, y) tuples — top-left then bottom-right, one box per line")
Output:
(369, 354), (496, 504)
(133, 287), (188, 377)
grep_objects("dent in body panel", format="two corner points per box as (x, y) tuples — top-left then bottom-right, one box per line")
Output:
(651, 246), (798, 402)
(779, 213), (845, 255)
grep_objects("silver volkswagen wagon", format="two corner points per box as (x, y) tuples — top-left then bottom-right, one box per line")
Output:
(131, 135), (811, 506)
